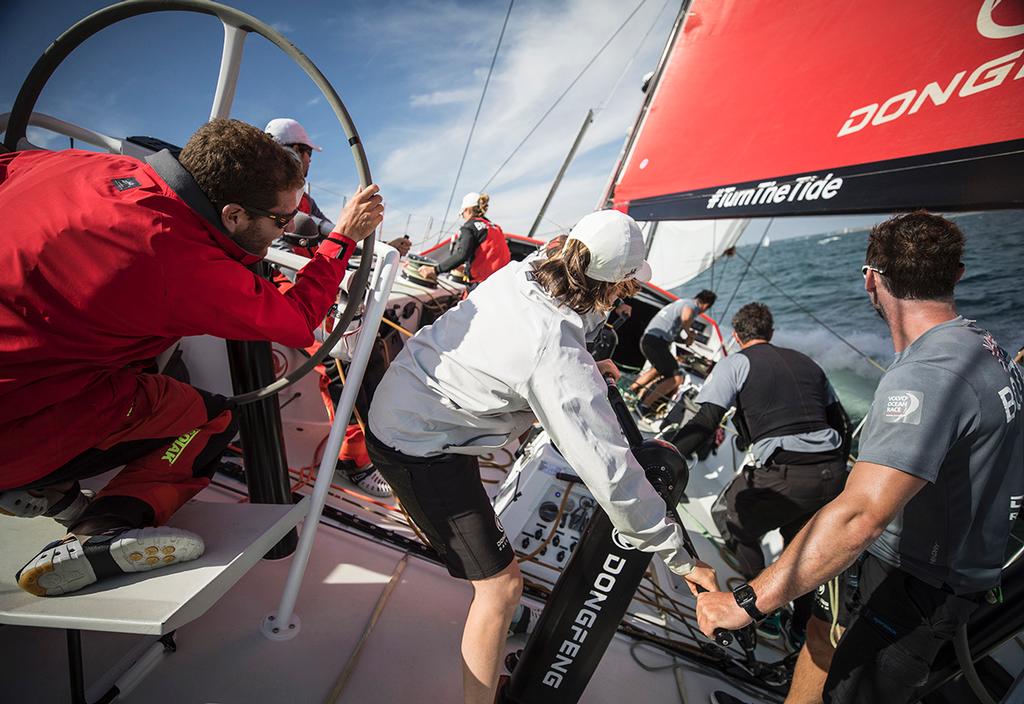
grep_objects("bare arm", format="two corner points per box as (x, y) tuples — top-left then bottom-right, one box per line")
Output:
(696, 461), (927, 635)
(680, 306), (697, 344)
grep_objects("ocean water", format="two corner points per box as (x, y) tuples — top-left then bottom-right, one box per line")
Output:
(675, 211), (1024, 423)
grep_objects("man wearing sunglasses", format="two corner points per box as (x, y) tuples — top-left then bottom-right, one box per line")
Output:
(0, 118), (384, 596)
(698, 211), (1023, 704)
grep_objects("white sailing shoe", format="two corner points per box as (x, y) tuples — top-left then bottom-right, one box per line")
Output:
(349, 466), (393, 498)
(0, 482), (94, 527)
(15, 526), (205, 597)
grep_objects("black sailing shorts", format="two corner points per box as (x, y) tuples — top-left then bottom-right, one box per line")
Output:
(814, 553), (982, 704)
(640, 334), (680, 378)
(366, 428), (515, 581)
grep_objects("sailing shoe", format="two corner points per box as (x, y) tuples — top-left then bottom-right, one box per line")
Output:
(755, 611), (783, 640)
(0, 482), (94, 527)
(507, 602), (543, 638)
(348, 465), (393, 498)
(15, 526), (205, 597)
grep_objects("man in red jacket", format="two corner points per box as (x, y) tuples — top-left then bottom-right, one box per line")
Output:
(0, 118), (383, 596)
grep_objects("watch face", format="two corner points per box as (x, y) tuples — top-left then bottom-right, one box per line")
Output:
(733, 584), (755, 605)
(733, 583), (765, 621)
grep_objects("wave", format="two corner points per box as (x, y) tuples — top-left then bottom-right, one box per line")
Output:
(772, 327), (892, 422)
(773, 327), (891, 376)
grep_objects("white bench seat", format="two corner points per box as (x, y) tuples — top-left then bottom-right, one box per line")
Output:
(0, 498), (307, 635)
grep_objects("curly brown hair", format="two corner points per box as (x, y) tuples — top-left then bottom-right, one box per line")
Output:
(179, 118), (304, 211)
(732, 302), (774, 343)
(530, 238), (641, 315)
(866, 210), (964, 300)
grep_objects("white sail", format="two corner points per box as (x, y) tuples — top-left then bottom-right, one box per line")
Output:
(641, 218), (748, 290)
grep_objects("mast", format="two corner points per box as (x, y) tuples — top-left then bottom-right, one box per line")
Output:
(598, 0), (691, 211)
(528, 109), (594, 238)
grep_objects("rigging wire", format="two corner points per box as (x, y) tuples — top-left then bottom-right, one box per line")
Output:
(437, 0), (515, 236)
(733, 251), (889, 373)
(596, 0), (670, 113)
(478, 0), (650, 192)
(719, 218), (773, 322)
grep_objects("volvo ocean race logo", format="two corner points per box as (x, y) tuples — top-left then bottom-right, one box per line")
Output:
(837, 1), (1024, 138)
(883, 390), (923, 425)
(978, 0), (1024, 39)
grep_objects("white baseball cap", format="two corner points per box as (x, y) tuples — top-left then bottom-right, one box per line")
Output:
(265, 118), (322, 152)
(460, 192), (481, 211)
(565, 210), (652, 283)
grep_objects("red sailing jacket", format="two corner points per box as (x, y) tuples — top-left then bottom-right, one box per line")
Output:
(0, 149), (354, 488)
(466, 217), (511, 283)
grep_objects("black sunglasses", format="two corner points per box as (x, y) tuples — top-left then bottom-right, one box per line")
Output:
(243, 204), (300, 229)
(287, 143), (314, 157)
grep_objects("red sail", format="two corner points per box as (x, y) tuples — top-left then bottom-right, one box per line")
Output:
(612, 0), (1024, 220)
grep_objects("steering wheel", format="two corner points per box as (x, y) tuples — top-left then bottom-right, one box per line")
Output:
(3, 0), (374, 405)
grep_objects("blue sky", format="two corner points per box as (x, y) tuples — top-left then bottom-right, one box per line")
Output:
(1, 0), (685, 247)
(0, 1), (991, 253)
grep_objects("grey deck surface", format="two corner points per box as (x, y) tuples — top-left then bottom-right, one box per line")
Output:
(0, 497), (308, 635)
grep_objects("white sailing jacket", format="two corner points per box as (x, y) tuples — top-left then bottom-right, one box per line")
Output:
(368, 259), (695, 574)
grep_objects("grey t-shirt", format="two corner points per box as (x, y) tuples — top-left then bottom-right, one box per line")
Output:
(696, 350), (842, 464)
(860, 317), (1024, 593)
(644, 299), (698, 341)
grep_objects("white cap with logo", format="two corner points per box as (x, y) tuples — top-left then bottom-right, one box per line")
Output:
(264, 118), (322, 152)
(565, 210), (652, 283)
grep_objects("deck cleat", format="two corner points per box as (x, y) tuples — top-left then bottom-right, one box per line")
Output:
(15, 526), (204, 597)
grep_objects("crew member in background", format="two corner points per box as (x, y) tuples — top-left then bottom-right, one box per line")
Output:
(265, 116), (408, 497)
(669, 302), (850, 648)
(367, 210), (718, 704)
(265, 117), (411, 258)
(0, 119), (383, 596)
(698, 211), (1024, 704)
(628, 290), (717, 402)
(418, 192), (511, 287)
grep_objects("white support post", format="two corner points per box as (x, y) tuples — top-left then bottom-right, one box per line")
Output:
(262, 244), (401, 641)
(210, 22), (249, 121)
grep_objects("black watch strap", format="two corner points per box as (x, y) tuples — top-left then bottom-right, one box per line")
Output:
(732, 583), (767, 622)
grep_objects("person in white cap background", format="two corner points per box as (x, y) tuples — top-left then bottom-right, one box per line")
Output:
(366, 209), (719, 704)
(418, 191), (510, 287)
(264, 117), (407, 498)
(265, 117), (412, 257)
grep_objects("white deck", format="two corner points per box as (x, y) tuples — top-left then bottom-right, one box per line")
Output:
(0, 485), (762, 703)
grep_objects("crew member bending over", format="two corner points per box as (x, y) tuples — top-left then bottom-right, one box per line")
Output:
(367, 210), (718, 704)
(0, 119), (383, 596)
(669, 302), (850, 647)
(629, 290), (717, 400)
(418, 192), (511, 287)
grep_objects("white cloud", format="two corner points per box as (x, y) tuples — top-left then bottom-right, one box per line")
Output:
(361, 0), (672, 240)
(270, 21), (295, 34)
(409, 88), (478, 108)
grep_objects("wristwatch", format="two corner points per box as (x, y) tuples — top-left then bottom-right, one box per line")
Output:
(732, 583), (767, 623)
